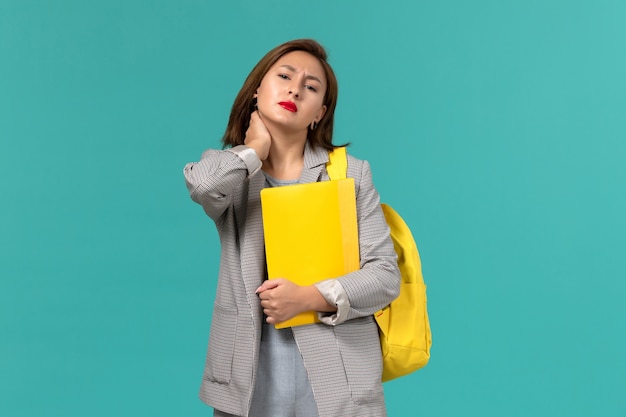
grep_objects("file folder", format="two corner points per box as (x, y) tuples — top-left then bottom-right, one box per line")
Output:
(260, 178), (360, 328)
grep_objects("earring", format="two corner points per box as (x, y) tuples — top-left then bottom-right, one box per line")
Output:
(310, 121), (318, 130)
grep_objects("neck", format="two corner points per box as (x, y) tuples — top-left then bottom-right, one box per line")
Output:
(262, 132), (307, 181)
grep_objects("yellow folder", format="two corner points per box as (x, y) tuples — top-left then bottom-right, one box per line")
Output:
(260, 178), (360, 328)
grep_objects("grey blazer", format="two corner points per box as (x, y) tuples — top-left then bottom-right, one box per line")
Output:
(183, 142), (400, 417)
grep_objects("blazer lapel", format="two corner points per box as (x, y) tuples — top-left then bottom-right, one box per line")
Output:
(240, 171), (267, 328)
(299, 142), (329, 184)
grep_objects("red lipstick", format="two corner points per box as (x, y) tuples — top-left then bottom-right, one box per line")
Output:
(279, 101), (297, 112)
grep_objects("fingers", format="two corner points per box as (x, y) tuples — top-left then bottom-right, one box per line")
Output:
(259, 295), (278, 323)
(245, 111), (271, 161)
(255, 278), (285, 294)
(256, 280), (306, 324)
(257, 279), (284, 322)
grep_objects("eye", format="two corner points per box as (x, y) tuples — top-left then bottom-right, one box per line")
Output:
(278, 73), (290, 80)
(305, 84), (318, 92)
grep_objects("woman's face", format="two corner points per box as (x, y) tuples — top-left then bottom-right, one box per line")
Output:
(255, 50), (327, 135)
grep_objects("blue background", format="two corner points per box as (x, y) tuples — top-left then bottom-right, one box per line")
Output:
(1, 0), (625, 416)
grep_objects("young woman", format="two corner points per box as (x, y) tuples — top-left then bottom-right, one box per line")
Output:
(183, 39), (400, 417)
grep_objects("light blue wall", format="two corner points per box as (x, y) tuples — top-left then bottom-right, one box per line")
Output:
(1, 1), (624, 416)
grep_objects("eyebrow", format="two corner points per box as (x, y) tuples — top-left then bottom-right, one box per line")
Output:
(280, 65), (324, 85)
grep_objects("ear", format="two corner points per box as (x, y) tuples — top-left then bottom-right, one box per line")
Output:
(315, 105), (327, 123)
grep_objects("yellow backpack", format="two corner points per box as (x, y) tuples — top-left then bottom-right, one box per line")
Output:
(327, 147), (432, 382)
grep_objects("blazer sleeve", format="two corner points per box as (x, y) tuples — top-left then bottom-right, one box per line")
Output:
(316, 158), (401, 323)
(183, 145), (262, 220)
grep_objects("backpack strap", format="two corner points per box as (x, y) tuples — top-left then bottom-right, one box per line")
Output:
(326, 147), (348, 180)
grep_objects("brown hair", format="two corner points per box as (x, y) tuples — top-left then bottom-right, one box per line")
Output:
(221, 39), (342, 151)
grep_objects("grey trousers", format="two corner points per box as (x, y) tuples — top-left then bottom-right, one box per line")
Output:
(214, 323), (319, 417)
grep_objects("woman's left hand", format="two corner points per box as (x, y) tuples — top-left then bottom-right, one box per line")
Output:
(255, 279), (307, 324)
(255, 279), (338, 324)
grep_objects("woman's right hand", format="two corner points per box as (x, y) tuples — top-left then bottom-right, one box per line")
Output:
(244, 111), (271, 161)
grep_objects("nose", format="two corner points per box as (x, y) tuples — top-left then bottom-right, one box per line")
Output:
(288, 81), (301, 98)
